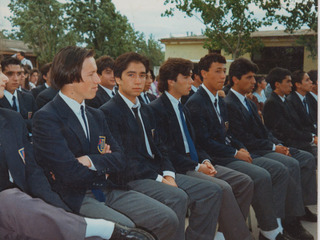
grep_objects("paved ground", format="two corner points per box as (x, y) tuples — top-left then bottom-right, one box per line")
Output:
(185, 204), (318, 239)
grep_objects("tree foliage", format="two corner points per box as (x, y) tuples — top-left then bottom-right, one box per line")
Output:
(163, 0), (270, 59)
(8, 0), (78, 65)
(7, 0), (164, 66)
(258, 0), (318, 58)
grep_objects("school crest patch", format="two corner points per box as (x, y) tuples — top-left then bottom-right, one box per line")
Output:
(97, 136), (106, 153)
(18, 147), (26, 164)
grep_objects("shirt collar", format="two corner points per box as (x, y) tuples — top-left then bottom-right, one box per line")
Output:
(45, 82), (49, 88)
(165, 91), (180, 107)
(309, 92), (317, 101)
(295, 91), (306, 102)
(4, 89), (17, 101)
(100, 84), (114, 98)
(59, 91), (85, 115)
(230, 88), (246, 104)
(118, 91), (141, 110)
(278, 95), (286, 102)
(202, 84), (219, 104)
(191, 85), (198, 92)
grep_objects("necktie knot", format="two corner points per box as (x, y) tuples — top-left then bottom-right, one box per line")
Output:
(112, 91), (115, 96)
(244, 98), (252, 115)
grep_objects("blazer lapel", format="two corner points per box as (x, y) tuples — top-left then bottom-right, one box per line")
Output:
(0, 96), (12, 109)
(53, 95), (90, 153)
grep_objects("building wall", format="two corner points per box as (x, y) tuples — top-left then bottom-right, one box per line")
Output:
(164, 41), (208, 62)
(162, 36), (317, 72)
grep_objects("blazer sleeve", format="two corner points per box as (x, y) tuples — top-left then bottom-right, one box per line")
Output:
(263, 100), (312, 143)
(32, 110), (103, 189)
(225, 101), (275, 151)
(186, 99), (237, 158)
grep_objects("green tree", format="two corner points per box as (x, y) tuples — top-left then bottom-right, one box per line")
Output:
(163, 0), (273, 59)
(8, 0), (78, 65)
(65, 0), (141, 58)
(259, 0), (317, 58)
(137, 34), (164, 68)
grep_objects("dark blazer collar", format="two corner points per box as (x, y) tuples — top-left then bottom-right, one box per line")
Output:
(52, 94), (90, 152)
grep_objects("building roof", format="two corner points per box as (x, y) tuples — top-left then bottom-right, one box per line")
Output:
(0, 38), (34, 55)
(160, 29), (316, 43)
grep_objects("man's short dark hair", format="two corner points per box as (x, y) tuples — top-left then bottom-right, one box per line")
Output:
(307, 70), (317, 85)
(51, 46), (94, 90)
(229, 58), (259, 86)
(291, 70), (306, 92)
(149, 69), (155, 81)
(38, 62), (52, 85)
(96, 56), (114, 75)
(114, 52), (149, 79)
(19, 51), (26, 57)
(266, 67), (291, 90)
(158, 58), (193, 93)
(198, 53), (226, 81)
(1, 57), (21, 71)
(192, 63), (199, 80)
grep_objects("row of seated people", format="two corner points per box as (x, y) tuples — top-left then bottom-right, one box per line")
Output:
(0, 49), (317, 240)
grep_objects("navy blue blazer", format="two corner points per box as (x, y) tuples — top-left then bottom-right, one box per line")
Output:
(31, 84), (47, 99)
(150, 93), (212, 174)
(185, 86), (244, 166)
(0, 108), (70, 211)
(138, 92), (157, 104)
(224, 90), (282, 153)
(35, 87), (58, 109)
(181, 89), (195, 104)
(287, 91), (317, 134)
(0, 90), (37, 133)
(85, 85), (112, 108)
(32, 94), (125, 213)
(263, 92), (313, 151)
(99, 93), (175, 183)
(307, 92), (317, 125)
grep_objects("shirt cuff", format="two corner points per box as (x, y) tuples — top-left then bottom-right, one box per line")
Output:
(234, 150), (238, 157)
(202, 159), (211, 164)
(87, 156), (97, 171)
(272, 144), (276, 151)
(195, 163), (201, 172)
(163, 171), (175, 179)
(156, 174), (163, 182)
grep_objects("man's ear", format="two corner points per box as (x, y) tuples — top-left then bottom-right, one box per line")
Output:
(115, 77), (121, 86)
(231, 76), (239, 85)
(200, 70), (207, 81)
(167, 79), (175, 88)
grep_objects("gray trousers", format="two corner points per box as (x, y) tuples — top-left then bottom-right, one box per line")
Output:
(186, 165), (254, 240)
(80, 189), (178, 240)
(263, 149), (317, 214)
(0, 188), (97, 240)
(225, 156), (289, 231)
(128, 174), (222, 240)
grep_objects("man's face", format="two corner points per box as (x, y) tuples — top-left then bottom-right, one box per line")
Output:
(30, 71), (39, 84)
(0, 68), (9, 98)
(3, 64), (21, 94)
(202, 62), (226, 94)
(19, 66), (25, 87)
(71, 57), (100, 103)
(116, 61), (146, 103)
(296, 73), (313, 95)
(16, 53), (23, 60)
(168, 72), (193, 99)
(311, 80), (318, 94)
(143, 71), (153, 92)
(99, 67), (115, 90)
(233, 71), (256, 95)
(276, 75), (292, 96)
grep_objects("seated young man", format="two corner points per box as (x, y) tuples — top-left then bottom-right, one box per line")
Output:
(0, 58), (153, 240)
(99, 52), (223, 240)
(86, 55), (116, 108)
(150, 57), (254, 240)
(185, 53), (290, 240)
(287, 70), (317, 135)
(138, 68), (157, 104)
(263, 67), (317, 158)
(32, 46), (176, 240)
(224, 57), (316, 240)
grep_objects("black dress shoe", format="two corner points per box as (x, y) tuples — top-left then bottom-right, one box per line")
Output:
(282, 219), (314, 240)
(110, 223), (156, 240)
(259, 232), (288, 240)
(299, 207), (317, 222)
